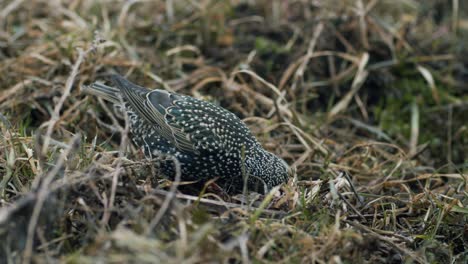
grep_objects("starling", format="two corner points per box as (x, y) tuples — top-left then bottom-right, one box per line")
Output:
(82, 74), (290, 193)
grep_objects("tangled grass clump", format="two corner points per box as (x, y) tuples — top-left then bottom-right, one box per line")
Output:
(0, 0), (467, 263)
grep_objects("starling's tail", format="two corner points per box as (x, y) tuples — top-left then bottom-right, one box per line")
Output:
(81, 82), (121, 104)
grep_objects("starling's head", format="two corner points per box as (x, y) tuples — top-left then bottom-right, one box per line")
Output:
(245, 150), (291, 193)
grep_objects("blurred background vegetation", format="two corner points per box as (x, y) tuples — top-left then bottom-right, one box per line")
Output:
(0, 0), (467, 263)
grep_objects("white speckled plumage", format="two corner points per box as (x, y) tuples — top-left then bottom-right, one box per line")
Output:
(83, 74), (290, 193)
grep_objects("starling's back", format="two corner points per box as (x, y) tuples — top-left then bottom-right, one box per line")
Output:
(82, 74), (289, 193)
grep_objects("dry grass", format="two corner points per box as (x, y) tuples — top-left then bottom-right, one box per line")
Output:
(0, 0), (467, 263)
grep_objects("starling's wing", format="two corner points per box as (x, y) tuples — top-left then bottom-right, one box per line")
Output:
(111, 74), (197, 153)
(160, 95), (257, 154)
